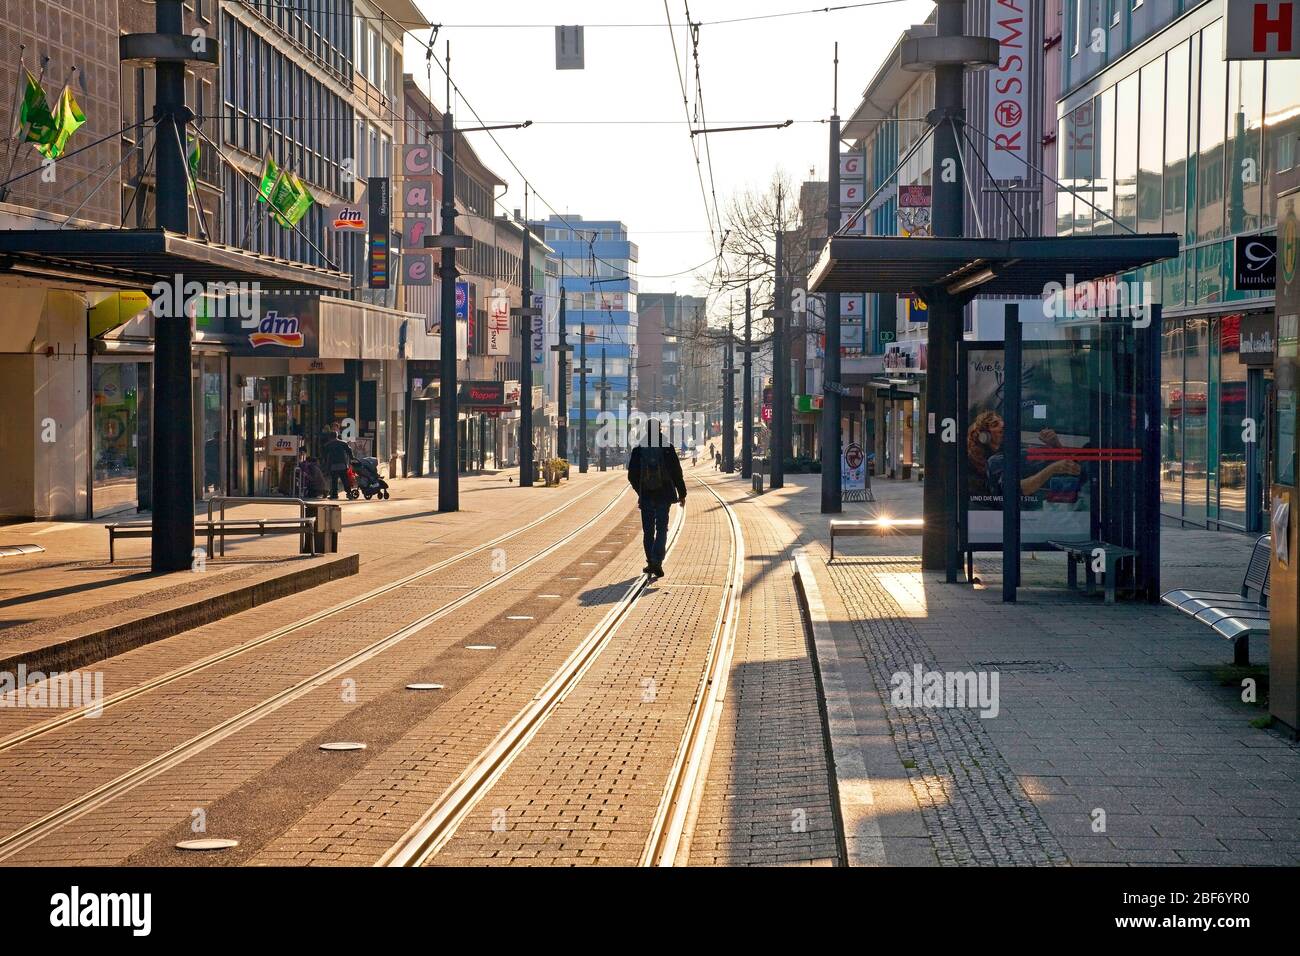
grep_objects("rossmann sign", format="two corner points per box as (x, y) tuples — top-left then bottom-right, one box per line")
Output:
(986, 0), (1029, 180)
(1225, 1), (1300, 59)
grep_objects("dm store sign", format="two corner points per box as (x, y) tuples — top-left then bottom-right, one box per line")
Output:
(228, 297), (320, 356)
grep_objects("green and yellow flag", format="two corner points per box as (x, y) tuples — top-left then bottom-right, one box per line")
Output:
(267, 169), (313, 228)
(257, 151), (279, 202)
(187, 134), (201, 180)
(34, 84), (86, 160)
(18, 69), (55, 149)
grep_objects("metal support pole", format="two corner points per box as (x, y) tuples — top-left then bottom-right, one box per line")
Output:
(579, 316), (588, 473)
(151, 0), (195, 573)
(438, 110), (460, 512)
(771, 210), (786, 490)
(742, 286), (754, 480)
(599, 348), (608, 472)
(519, 208), (534, 487)
(722, 321), (735, 472)
(821, 111), (843, 514)
(922, 0), (968, 578)
(1002, 304), (1021, 603)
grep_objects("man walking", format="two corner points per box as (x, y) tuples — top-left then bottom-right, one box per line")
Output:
(627, 420), (687, 578)
(322, 425), (352, 499)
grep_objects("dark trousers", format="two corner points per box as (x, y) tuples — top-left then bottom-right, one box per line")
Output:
(329, 468), (348, 497)
(639, 499), (671, 565)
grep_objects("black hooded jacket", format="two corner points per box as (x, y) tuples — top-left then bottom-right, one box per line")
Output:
(627, 444), (687, 505)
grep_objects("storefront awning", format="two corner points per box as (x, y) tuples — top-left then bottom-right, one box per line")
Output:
(808, 234), (1181, 297)
(0, 228), (351, 293)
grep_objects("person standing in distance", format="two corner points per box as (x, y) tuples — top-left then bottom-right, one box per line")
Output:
(627, 419), (687, 578)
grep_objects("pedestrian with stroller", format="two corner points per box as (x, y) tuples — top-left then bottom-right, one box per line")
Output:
(627, 419), (687, 579)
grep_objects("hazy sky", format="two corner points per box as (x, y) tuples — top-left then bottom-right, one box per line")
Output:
(405, 0), (935, 310)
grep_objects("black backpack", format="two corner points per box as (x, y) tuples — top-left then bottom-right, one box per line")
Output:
(640, 446), (666, 493)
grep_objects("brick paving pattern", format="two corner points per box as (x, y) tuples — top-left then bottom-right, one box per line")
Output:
(763, 473), (1300, 867)
(430, 485), (734, 866)
(687, 474), (841, 866)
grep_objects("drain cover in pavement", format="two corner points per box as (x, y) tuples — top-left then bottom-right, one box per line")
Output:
(176, 838), (239, 851)
(0, 545), (44, 557)
(406, 683), (444, 690)
(319, 741), (367, 751)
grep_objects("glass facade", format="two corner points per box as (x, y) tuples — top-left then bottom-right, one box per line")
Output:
(1060, 9), (1300, 529)
(1161, 313), (1258, 529)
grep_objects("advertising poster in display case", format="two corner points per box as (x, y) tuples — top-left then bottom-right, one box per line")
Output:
(965, 343), (1093, 546)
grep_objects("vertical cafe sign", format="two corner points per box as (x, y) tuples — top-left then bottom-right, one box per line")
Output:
(401, 144), (436, 294)
(987, 0), (1029, 180)
(367, 176), (391, 289)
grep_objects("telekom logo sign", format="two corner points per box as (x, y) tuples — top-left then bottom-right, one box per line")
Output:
(1225, 1), (1300, 59)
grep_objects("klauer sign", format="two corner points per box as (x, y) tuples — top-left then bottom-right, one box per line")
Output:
(1225, 1), (1300, 59)
(987, 0), (1029, 180)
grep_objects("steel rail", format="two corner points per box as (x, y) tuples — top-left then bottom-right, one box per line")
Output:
(640, 475), (744, 866)
(380, 503), (692, 867)
(0, 475), (623, 754)
(0, 482), (632, 861)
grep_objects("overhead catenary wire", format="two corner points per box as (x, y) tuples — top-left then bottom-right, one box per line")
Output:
(236, 0), (917, 31)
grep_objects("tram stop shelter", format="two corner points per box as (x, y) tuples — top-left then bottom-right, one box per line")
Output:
(0, 227), (352, 571)
(809, 233), (1181, 603)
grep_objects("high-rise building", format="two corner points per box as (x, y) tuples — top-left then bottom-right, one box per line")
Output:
(534, 215), (638, 459)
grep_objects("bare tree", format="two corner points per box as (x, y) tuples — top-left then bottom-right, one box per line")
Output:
(692, 170), (828, 343)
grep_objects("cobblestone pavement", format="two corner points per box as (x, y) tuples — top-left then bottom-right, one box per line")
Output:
(0, 473), (633, 863)
(0, 471), (619, 742)
(685, 472), (841, 866)
(757, 472), (1300, 866)
(429, 482), (734, 866)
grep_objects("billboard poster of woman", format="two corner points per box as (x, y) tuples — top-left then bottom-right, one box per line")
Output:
(966, 344), (1093, 546)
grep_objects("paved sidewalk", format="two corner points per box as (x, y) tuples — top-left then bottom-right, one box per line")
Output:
(0, 470), (586, 670)
(687, 472), (841, 866)
(747, 471), (1299, 866)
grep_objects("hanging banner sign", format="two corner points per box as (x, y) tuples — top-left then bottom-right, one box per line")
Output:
(531, 293), (546, 364)
(367, 177), (390, 289)
(488, 288), (511, 356)
(986, 0), (1030, 179)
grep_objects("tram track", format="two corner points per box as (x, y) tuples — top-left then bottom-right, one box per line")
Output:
(379, 475), (743, 868)
(0, 474), (623, 755)
(0, 477), (631, 863)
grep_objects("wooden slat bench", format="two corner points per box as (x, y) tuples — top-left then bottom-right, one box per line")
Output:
(1162, 534), (1270, 665)
(829, 517), (923, 561)
(1047, 538), (1137, 604)
(107, 517), (317, 563)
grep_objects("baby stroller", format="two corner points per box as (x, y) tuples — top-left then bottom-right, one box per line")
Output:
(352, 456), (390, 500)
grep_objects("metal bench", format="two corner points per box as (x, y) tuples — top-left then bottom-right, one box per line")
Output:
(1047, 538), (1137, 604)
(1162, 534), (1270, 665)
(107, 516), (318, 563)
(828, 517), (924, 561)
